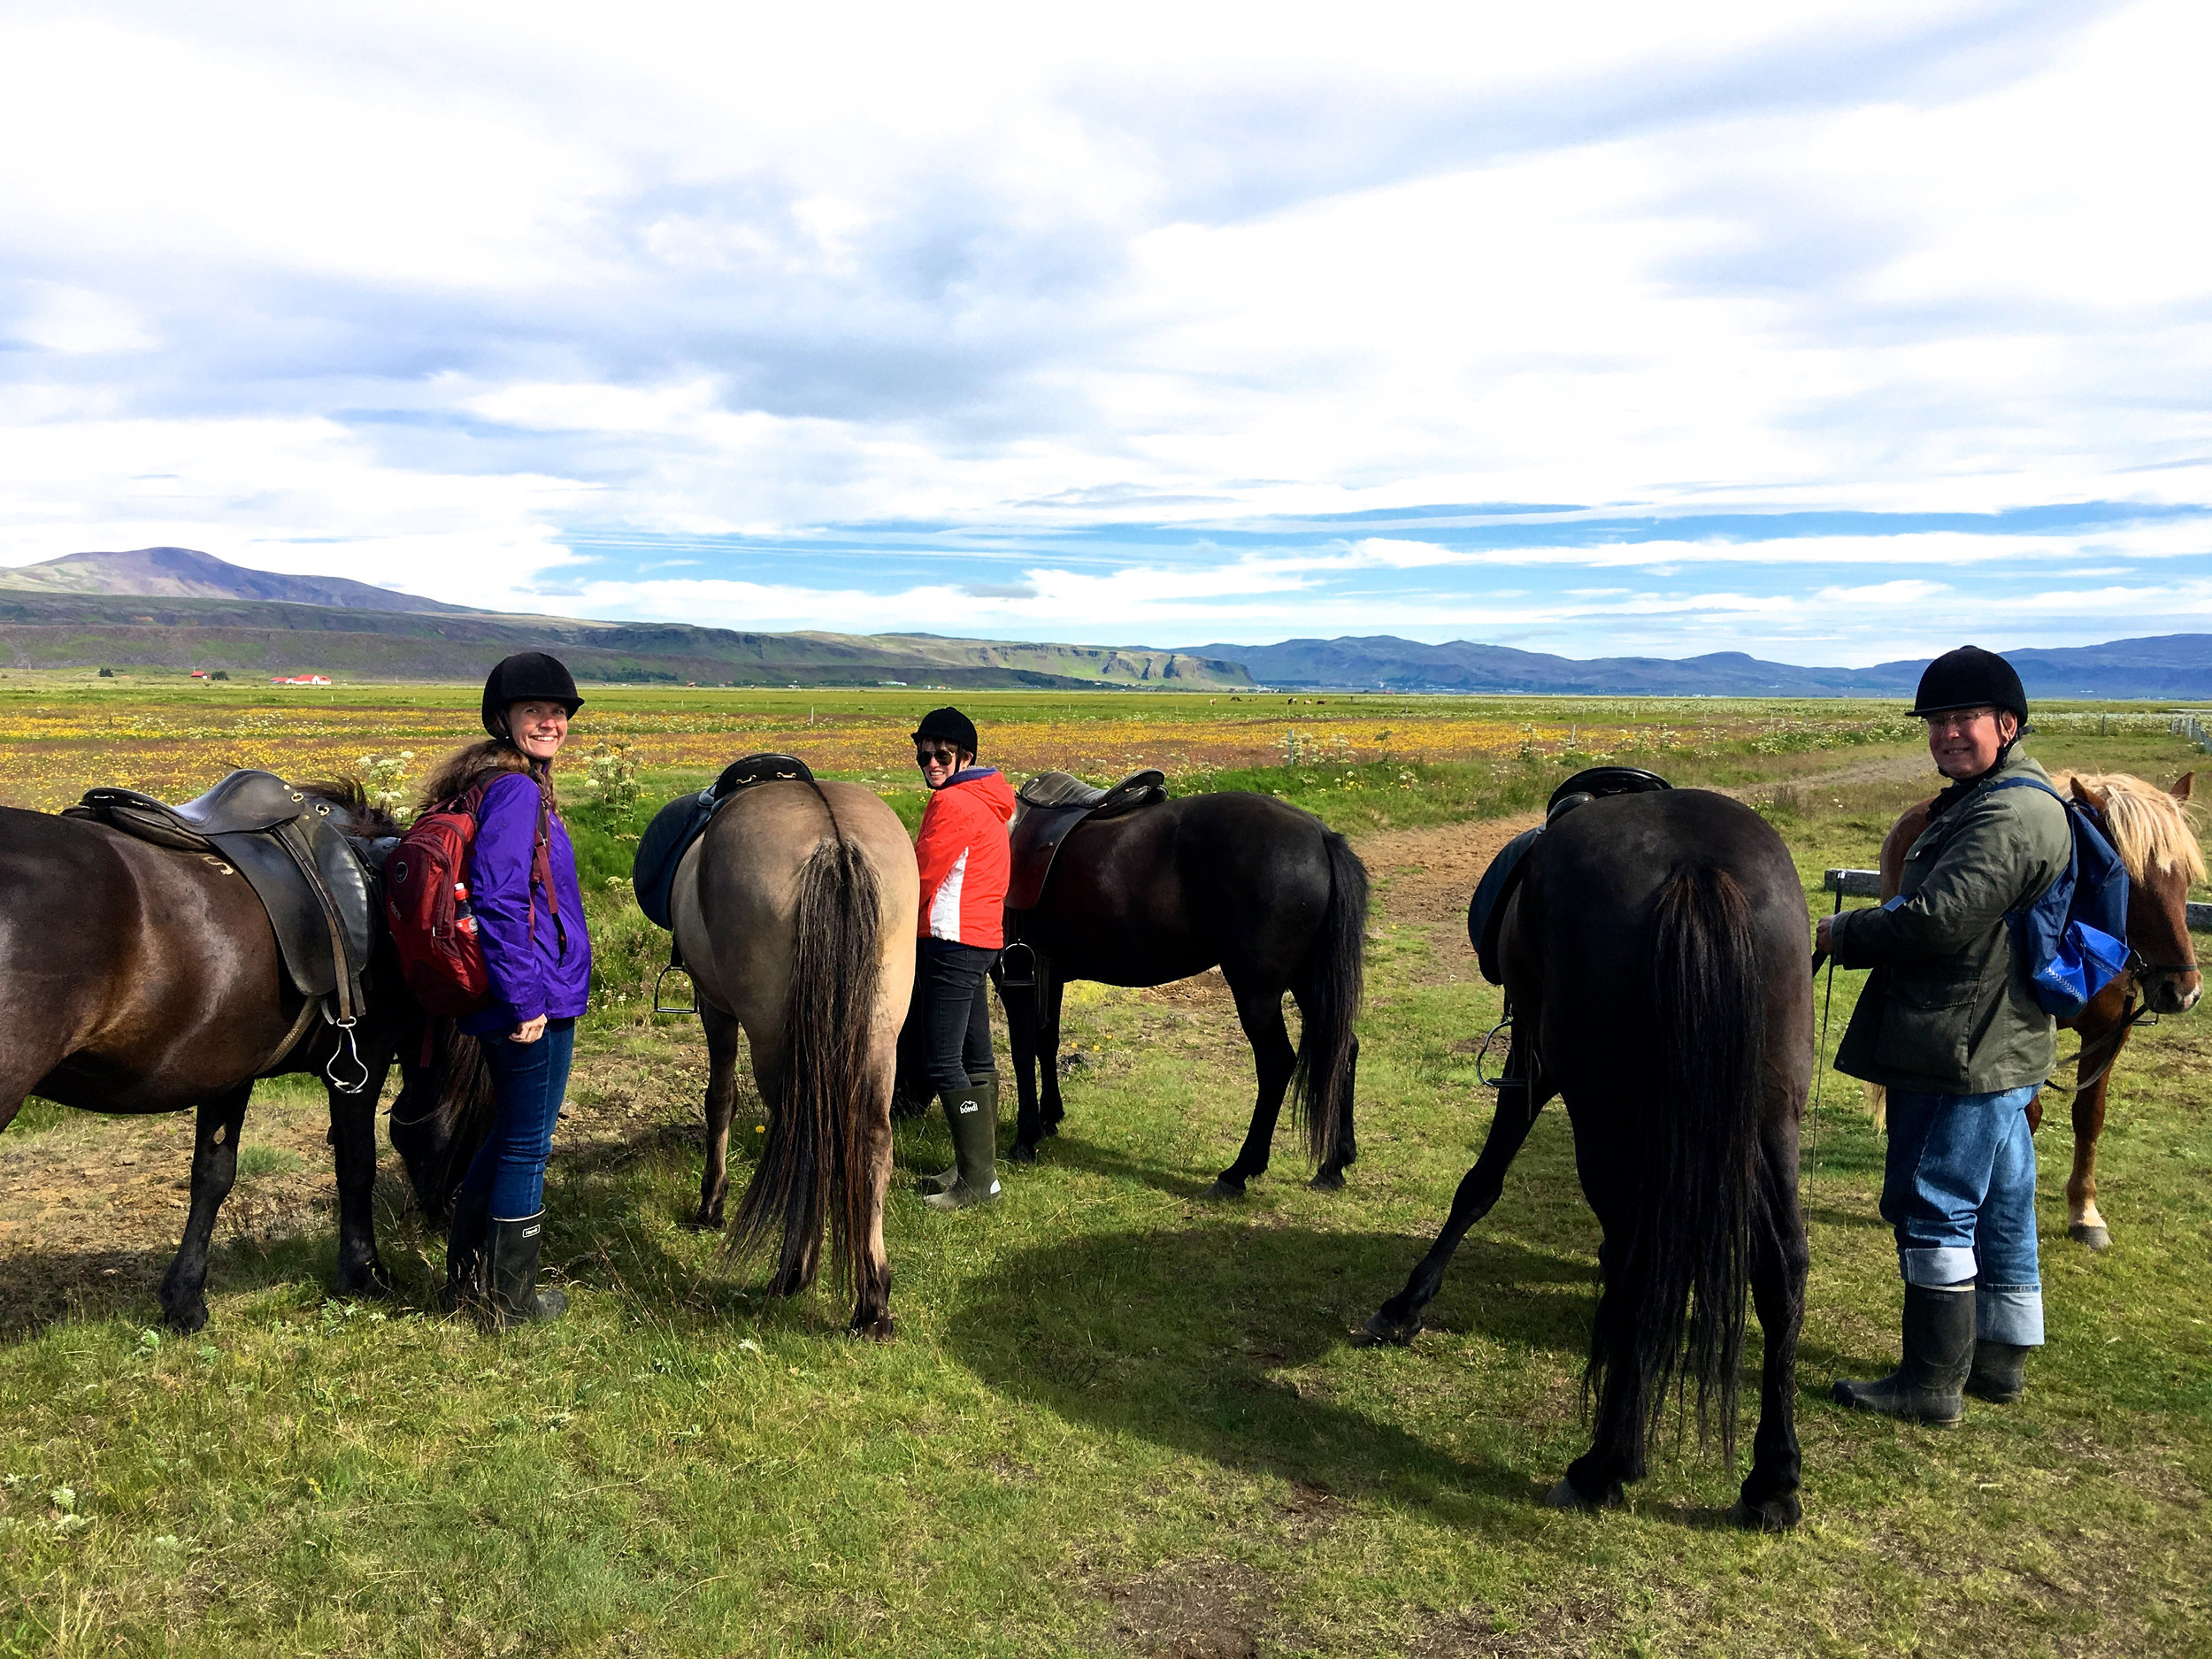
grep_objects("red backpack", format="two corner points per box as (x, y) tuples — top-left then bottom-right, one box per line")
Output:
(384, 778), (559, 1018)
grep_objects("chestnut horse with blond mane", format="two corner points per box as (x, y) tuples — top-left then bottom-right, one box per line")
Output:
(1870, 771), (2202, 1249)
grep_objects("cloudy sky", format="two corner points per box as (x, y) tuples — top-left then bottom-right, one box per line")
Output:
(1, 0), (2207, 664)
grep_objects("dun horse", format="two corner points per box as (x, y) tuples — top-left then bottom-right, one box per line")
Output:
(1868, 771), (2201, 1249)
(672, 780), (918, 1337)
(994, 791), (1366, 1196)
(1365, 789), (1812, 1530)
(0, 782), (422, 1331)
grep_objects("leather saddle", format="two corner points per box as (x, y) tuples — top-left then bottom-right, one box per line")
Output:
(69, 769), (377, 1028)
(1007, 769), (1167, 912)
(632, 753), (816, 932)
(1467, 766), (1672, 985)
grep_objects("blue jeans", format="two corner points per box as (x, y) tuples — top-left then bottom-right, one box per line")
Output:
(464, 1018), (576, 1219)
(1882, 1085), (2044, 1346)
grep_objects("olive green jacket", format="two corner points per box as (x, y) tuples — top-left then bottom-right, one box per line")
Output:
(1832, 749), (2072, 1095)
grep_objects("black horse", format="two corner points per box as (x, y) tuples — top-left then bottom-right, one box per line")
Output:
(1363, 789), (1811, 1530)
(0, 781), (437, 1331)
(994, 790), (1367, 1196)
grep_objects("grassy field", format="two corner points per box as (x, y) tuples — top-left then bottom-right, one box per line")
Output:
(1, 690), (2208, 1655)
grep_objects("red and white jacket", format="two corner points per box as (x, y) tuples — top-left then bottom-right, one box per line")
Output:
(914, 766), (1017, 949)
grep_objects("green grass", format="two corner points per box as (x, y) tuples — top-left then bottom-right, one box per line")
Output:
(3, 725), (2209, 1654)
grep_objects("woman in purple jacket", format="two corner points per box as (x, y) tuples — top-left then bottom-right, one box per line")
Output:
(418, 651), (592, 1325)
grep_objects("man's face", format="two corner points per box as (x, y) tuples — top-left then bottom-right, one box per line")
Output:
(1925, 706), (2017, 780)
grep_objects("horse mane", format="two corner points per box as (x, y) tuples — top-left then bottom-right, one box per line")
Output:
(295, 777), (406, 841)
(2055, 772), (2205, 884)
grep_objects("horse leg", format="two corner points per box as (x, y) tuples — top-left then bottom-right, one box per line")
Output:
(159, 1085), (253, 1333)
(849, 1038), (898, 1341)
(1001, 964), (1045, 1163)
(1312, 1033), (1361, 1190)
(1553, 1221), (1639, 1510)
(695, 1004), (743, 1229)
(326, 1066), (393, 1299)
(2066, 1037), (2124, 1251)
(1209, 983), (1296, 1198)
(1732, 1131), (1808, 1531)
(1039, 964), (1067, 1136)
(1363, 1046), (1548, 1344)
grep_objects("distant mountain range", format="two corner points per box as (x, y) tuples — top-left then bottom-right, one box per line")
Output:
(0, 549), (1247, 688)
(1179, 634), (2212, 698)
(4, 547), (2209, 697)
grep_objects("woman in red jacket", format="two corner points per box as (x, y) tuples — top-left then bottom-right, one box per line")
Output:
(910, 706), (1017, 1210)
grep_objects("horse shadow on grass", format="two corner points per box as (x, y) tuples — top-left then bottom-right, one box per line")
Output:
(938, 1222), (1601, 1523)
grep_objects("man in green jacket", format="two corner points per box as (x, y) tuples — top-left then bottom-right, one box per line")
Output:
(1817, 645), (2070, 1424)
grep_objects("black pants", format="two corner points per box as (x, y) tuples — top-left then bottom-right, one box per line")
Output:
(919, 941), (996, 1094)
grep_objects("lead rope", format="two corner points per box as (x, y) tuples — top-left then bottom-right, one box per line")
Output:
(1810, 887), (1845, 1181)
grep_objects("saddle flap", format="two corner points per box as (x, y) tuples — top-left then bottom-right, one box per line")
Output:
(208, 812), (374, 1003)
(633, 790), (718, 931)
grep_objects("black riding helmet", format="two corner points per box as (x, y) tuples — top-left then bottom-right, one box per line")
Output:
(1911, 645), (2029, 725)
(481, 651), (583, 741)
(911, 705), (979, 757)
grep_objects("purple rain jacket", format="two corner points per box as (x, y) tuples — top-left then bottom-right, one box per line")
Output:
(457, 771), (592, 1035)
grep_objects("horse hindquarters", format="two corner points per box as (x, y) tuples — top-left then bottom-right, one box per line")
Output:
(730, 834), (896, 1337)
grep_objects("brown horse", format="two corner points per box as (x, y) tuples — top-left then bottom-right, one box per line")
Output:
(1870, 771), (2202, 1249)
(670, 779), (918, 1338)
(0, 782), (428, 1331)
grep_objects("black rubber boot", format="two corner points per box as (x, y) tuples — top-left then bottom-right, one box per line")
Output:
(926, 1073), (997, 1193)
(1966, 1340), (2030, 1403)
(1832, 1284), (1975, 1424)
(924, 1082), (1001, 1211)
(487, 1212), (569, 1325)
(442, 1187), (490, 1313)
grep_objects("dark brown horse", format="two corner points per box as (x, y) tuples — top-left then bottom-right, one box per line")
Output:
(993, 791), (1366, 1197)
(1870, 770), (2202, 1249)
(1364, 790), (1812, 1530)
(0, 782), (424, 1331)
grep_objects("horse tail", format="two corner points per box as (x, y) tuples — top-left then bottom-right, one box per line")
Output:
(1290, 828), (1368, 1167)
(730, 795), (883, 1297)
(388, 1016), (495, 1222)
(1599, 863), (1763, 1462)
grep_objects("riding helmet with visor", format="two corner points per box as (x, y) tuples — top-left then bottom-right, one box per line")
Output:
(1911, 645), (2028, 726)
(911, 706), (979, 758)
(481, 651), (583, 741)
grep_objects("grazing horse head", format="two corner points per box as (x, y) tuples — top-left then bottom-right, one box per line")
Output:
(2055, 772), (2201, 1016)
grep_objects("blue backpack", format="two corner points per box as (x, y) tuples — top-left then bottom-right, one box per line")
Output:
(1987, 777), (2131, 1019)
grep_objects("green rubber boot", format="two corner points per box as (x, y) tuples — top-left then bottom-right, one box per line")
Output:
(1832, 1284), (1974, 1425)
(926, 1073), (996, 1192)
(924, 1081), (1001, 1211)
(487, 1212), (569, 1326)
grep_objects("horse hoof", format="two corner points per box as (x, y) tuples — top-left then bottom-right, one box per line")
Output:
(1204, 1178), (1247, 1201)
(334, 1263), (394, 1300)
(1544, 1477), (1624, 1513)
(849, 1314), (896, 1343)
(1309, 1169), (1346, 1192)
(1729, 1493), (1801, 1532)
(1355, 1309), (1422, 1348)
(1007, 1143), (1039, 1165)
(2069, 1223), (2111, 1252)
(162, 1300), (210, 1335)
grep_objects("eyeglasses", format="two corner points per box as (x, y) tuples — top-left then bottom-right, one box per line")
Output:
(1924, 708), (1998, 733)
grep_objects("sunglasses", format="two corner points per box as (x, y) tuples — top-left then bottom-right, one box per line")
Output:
(915, 746), (961, 764)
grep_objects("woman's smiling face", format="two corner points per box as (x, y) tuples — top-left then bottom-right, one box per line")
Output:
(508, 699), (570, 762)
